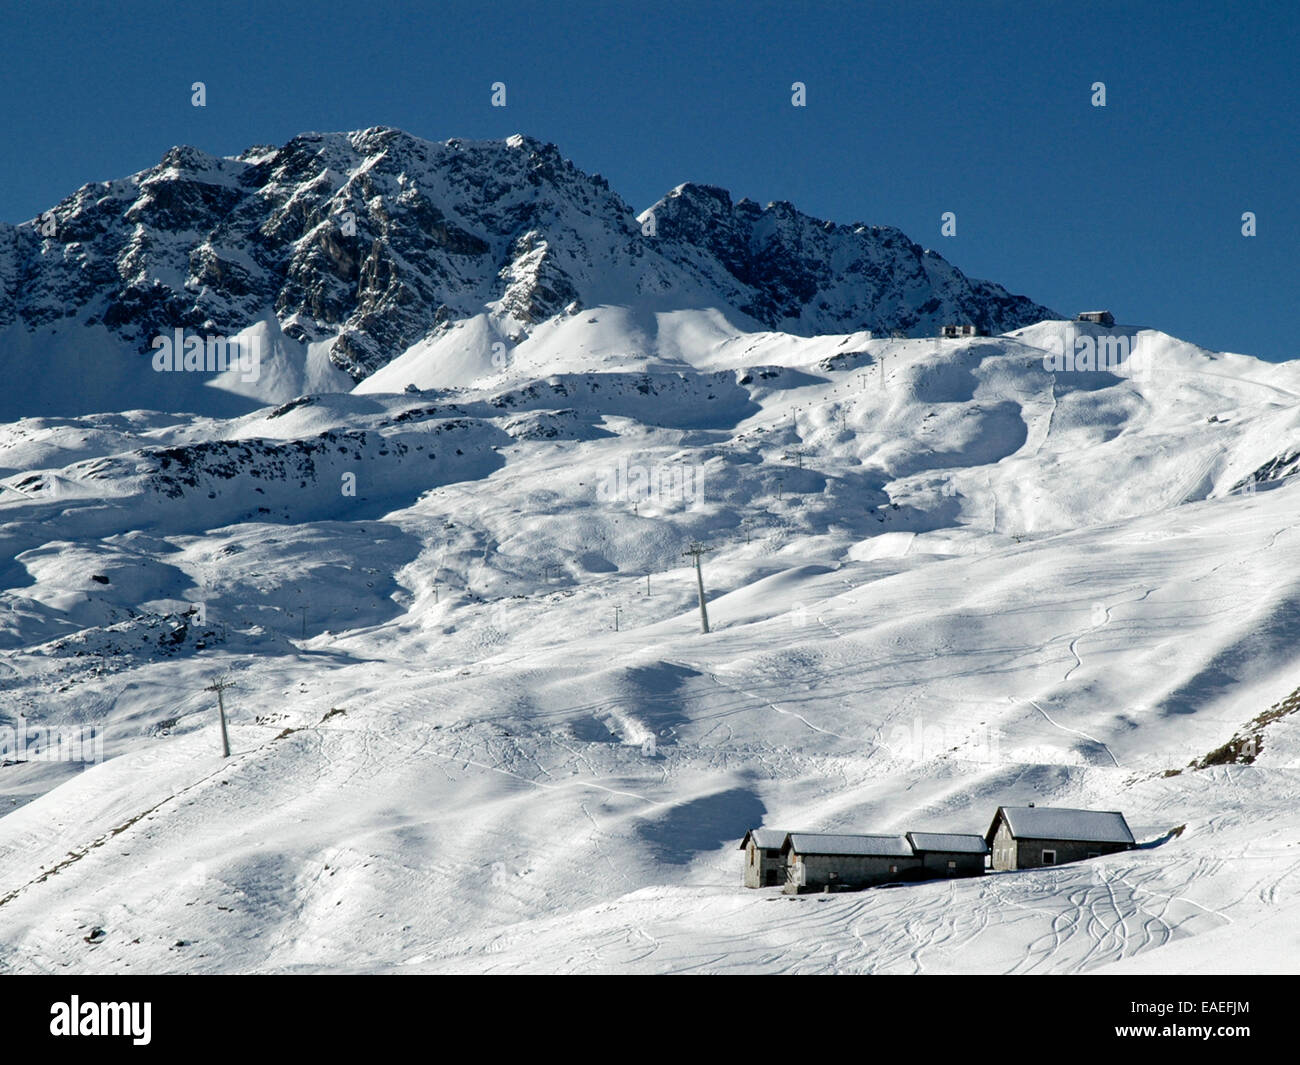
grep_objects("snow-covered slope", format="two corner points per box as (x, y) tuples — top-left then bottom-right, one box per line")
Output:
(0, 129), (1054, 420)
(1, 316), (1297, 973)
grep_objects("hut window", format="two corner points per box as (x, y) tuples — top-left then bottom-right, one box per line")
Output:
(947, 860), (957, 870)
(1042, 849), (1057, 866)
(889, 865), (898, 874)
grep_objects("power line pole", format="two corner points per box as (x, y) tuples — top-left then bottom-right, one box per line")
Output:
(614, 605), (622, 632)
(880, 354), (886, 390)
(204, 677), (234, 757)
(683, 543), (710, 634)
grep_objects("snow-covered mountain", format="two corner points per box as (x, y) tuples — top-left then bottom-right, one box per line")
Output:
(0, 128), (1054, 419)
(1, 302), (1298, 973)
(0, 134), (1296, 974)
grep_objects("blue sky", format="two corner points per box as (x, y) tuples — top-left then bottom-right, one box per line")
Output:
(2, 0), (1295, 359)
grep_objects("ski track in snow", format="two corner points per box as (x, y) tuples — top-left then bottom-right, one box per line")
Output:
(1024, 699), (1120, 768)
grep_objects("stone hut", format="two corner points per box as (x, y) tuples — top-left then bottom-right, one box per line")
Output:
(905, 831), (989, 878)
(739, 828), (790, 888)
(781, 833), (920, 894)
(986, 806), (1135, 871)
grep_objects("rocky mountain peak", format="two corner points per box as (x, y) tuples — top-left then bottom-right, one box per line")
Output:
(0, 128), (1056, 416)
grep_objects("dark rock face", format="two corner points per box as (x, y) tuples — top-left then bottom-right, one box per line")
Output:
(0, 127), (1056, 390)
(643, 182), (1053, 336)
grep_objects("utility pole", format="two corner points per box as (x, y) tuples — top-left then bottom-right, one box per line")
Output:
(645, 572), (651, 596)
(204, 676), (234, 757)
(614, 605), (622, 632)
(683, 543), (710, 634)
(880, 354), (886, 390)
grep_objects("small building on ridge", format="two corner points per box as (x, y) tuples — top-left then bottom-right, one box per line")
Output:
(1075, 310), (1115, 327)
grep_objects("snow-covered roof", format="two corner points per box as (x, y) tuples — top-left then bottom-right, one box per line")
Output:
(784, 833), (913, 857)
(906, 832), (989, 854)
(738, 828), (789, 850)
(992, 807), (1134, 845)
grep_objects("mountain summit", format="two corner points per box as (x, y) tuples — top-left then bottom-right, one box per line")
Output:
(0, 127), (1055, 417)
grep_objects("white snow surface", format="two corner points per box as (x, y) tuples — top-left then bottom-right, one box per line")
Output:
(1, 317), (1299, 974)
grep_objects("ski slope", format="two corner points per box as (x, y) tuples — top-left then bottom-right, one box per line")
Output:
(1, 317), (1298, 973)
